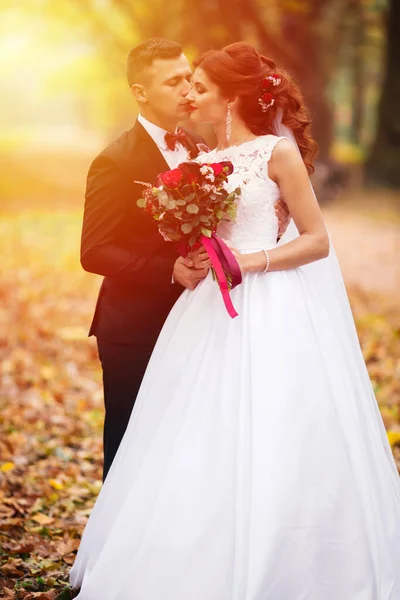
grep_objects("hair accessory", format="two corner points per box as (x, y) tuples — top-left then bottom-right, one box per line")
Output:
(258, 73), (281, 112)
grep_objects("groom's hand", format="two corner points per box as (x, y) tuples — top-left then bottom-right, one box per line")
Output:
(274, 197), (290, 237)
(173, 257), (208, 290)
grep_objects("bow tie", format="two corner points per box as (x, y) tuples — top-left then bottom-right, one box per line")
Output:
(165, 128), (190, 151)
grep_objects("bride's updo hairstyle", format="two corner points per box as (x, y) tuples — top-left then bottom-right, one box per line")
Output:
(193, 42), (317, 174)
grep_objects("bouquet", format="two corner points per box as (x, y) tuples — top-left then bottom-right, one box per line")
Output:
(136, 161), (242, 318)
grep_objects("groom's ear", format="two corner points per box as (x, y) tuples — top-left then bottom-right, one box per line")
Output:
(131, 84), (147, 105)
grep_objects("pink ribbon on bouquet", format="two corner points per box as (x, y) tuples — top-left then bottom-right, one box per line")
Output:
(200, 234), (242, 318)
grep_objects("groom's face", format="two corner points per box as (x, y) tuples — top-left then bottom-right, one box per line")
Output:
(141, 54), (193, 124)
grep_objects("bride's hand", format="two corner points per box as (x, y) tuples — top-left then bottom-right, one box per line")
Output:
(229, 246), (248, 273)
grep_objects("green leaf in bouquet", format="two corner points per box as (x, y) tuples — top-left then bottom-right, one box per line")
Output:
(158, 190), (169, 206)
(225, 191), (236, 203)
(181, 184), (196, 196)
(181, 222), (194, 234)
(227, 207), (237, 220)
(185, 192), (196, 203)
(137, 198), (146, 208)
(165, 231), (181, 241)
(188, 235), (198, 247)
(186, 204), (199, 214)
(174, 211), (183, 219)
(199, 215), (210, 223)
(177, 199), (187, 206)
(216, 209), (223, 219)
(166, 200), (177, 209)
(201, 226), (212, 238)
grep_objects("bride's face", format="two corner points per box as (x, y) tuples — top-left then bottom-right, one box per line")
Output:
(187, 68), (228, 125)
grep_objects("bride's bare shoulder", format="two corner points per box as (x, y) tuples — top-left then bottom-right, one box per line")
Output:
(270, 137), (301, 164)
(268, 138), (305, 183)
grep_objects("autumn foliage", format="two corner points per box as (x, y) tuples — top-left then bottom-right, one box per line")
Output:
(1, 210), (399, 598)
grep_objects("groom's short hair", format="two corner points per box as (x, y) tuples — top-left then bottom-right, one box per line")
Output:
(127, 38), (183, 86)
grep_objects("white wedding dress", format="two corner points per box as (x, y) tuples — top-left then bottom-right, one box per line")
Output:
(71, 135), (400, 599)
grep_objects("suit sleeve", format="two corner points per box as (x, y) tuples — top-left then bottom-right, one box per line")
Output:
(80, 153), (177, 287)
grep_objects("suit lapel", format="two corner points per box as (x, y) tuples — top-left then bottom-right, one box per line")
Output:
(129, 121), (170, 182)
(182, 129), (200, 159)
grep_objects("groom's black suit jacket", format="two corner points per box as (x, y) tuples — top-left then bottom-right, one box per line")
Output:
(81, 120), (205, 346)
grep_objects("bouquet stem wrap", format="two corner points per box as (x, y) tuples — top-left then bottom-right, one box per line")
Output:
(200, 234), (242, 318)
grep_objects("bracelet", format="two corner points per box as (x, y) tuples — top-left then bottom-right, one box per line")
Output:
(262, 249), (270, 273)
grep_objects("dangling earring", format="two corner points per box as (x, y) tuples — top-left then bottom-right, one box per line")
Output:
(226, 104), (232, 143)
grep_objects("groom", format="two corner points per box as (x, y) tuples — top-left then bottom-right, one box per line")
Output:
(81, 38), (290, 480)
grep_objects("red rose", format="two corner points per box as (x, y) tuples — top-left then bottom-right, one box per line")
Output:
(180, 161), (201, 184)
(187, 172), (199, 184)
(210, 163), (224, 176)
(219, 161), (234, 176)
(262, 92), (273, 104)
(261, 78), (271, 90)
(159, 168), (183, 188)
(209, 161), (233, 177)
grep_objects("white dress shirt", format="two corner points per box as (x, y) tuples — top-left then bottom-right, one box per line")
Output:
(137, 114), (190, 169)
(138, 114), (191, 283)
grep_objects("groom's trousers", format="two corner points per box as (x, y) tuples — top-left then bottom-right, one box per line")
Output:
(97, 338), (154, 481)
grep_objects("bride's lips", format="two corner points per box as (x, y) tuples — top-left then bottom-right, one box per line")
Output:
(188, 105), (198, 112)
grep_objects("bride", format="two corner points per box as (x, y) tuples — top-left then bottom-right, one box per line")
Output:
(70, 42), (400, 599)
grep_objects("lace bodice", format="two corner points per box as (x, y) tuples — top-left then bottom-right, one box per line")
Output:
(196, 135), (286, 250)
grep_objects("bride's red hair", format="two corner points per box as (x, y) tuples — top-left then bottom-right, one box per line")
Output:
(193, 42), (317, 175)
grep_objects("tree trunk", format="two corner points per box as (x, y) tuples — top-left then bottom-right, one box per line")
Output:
(280, 11), (334, 163)
(365, 0), (400, 189)
(350, 0), (365, 146)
